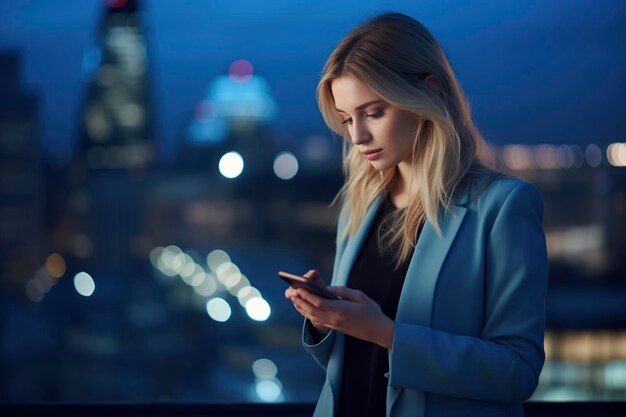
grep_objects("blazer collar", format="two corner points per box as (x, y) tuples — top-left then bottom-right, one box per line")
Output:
(334, 185), (471, 326)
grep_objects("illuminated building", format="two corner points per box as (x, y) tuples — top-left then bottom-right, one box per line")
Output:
(80, 0), (154, 170)
(179, 59), (278, 174)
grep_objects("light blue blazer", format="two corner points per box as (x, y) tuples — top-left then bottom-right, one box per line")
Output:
(302, 177), (548, 417)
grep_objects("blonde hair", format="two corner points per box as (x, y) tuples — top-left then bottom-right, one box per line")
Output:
(317, 12), (501, 268)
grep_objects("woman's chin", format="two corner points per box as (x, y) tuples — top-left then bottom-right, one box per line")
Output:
(368, 160), (394, 171)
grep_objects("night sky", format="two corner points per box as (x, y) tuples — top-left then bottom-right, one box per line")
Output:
(1, 0), (625, 161)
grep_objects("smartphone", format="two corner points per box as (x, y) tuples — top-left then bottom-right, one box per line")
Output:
(278, 271), (340, 300)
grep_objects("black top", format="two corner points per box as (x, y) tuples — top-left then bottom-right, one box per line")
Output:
(336, 196), (422, 417)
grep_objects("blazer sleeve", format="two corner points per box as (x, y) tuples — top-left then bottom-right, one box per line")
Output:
(301, 204), (349, 370)
(388, 182), (548, 402)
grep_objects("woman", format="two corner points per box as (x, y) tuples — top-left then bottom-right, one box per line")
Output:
(284, 12), (547, 417)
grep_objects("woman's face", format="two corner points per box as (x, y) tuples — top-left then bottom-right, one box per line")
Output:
(331, 74), (417, 173)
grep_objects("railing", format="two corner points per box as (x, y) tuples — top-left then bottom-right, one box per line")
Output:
(1, 402), (626, 417)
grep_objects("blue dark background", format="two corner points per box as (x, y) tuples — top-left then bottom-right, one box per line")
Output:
(1, 0), (626, 405)
(1, 0), (624, 160)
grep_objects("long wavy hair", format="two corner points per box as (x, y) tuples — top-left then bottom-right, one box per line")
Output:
(317, 12), (503, 268)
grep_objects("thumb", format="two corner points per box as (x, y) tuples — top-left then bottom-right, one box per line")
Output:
(327, 286), (361, 301)
(303, 269), (320, 280)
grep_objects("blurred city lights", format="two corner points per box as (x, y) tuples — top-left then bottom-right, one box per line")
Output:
(151, 245), (269, 323)
(245, 297), (271, 321)
(497, 143), (615, 171)
(605, 361), (626, 389)
(117, 102), (144, 127)
(237, 286), (262, 307)
(556, 145), (575, 169)
(107, 0), (129, 8)
(273, 152), (299, 180)
(218, 151), (244, 178)
(189, 270), (207, 287)
(149, 246), (163, 267)
(28, 261), (64, 303)
(502, 145), (533, 170)
(585, 144), (602, 167)
(536, 145), (558, 170)
(193, 273), (218, 296)
(178, 254), (197, 278)
(45, 253), (66, 278)
(228, 59), (254, 83)
(224, 272), (242, 289)
(226, 274), (250, 296)
(215, 261), (240, 284)
(74, 272), (96, 297)
(25, 279), (44, 303)
(607, 143), (626, 167)
(252, 358), (278, 380)
(180, 264), (204, 286)
(255, 378), (283, 402)
(170, 251), (185, 274)
(206, 297), (232, 322)
(206, 249), (231, 270)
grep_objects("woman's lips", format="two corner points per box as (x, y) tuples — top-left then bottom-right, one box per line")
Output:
(362, 149), (383, 161)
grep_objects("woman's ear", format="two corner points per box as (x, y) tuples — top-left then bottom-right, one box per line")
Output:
(424, 74), (442, 89)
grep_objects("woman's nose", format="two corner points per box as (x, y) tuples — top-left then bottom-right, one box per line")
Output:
(350, 121), (371, 145)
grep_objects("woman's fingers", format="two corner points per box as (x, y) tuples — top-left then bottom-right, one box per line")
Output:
(293, 295), (326, 324)
(303, 269), (319, 281)
(327, 285), (361, 301)
(296, 287), (329, 308)
(303, 269), (329, 287)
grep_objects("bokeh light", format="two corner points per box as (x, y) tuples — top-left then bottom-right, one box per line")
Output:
(206, 297), (232, 322)
(252, 358), (278, 380)
(556, 145), (575, 169)
(607, 143), (626, 167)
(245, 297), (271, 321)
(273, 152), (299, 180)
(107, 0), (129, 8)
(193, 273), (218, 296)
(74, 272), (96, 297)
(45, 253), (66, 278)
(536, 145), (558, 170)
(585, 144), (602, 167)
(25, 279), (44, 303)
(228, 59), (254, 83)
(255, 378), (283, 402)
(218, 151), (244, 178)
(206, 249), (231, 270)
(502, 145), (533, 170)
(215, 261), (240, 284)
(237, 286), (262, 307)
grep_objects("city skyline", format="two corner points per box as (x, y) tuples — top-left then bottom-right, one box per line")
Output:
(0, 0), (624, 163)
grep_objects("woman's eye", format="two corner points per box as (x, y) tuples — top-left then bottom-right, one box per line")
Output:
(341, 118), (353, 125)
(366, 111), (383, 119)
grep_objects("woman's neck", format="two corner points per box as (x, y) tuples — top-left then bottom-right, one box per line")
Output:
(389, 166), (413, 209)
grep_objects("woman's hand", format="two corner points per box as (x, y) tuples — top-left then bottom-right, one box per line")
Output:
(285, 270), (395, 349)
(284, 270), (332, 337)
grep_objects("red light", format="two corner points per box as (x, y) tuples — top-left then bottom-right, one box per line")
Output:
(106, 0), (129, 9)
(228, 59), (254, 83)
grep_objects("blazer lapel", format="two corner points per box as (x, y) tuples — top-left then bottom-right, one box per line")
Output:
(388, 188), (470, 417)
(333, 194), (384, 287)
(396, 187), (470, 326)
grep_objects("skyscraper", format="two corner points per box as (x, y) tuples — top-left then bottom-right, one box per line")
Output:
(80, 0), (154, 170)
